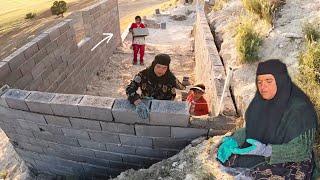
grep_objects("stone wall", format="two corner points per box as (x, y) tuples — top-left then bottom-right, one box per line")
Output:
(194, 6), (236, 116)
(0, 0), (121, 95)
(0, 87), (216, 178)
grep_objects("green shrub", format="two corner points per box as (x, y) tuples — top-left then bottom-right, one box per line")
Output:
(241, 0), (284, 24)
(51, 1), (67, 17)
(303, 22), (320, 43)
(235, 21), (263, 63)
(25, 12), (36, 19)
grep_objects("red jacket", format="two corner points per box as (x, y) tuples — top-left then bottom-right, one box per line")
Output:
(129, 23), (145, 30)
(187, 93), (209, 116)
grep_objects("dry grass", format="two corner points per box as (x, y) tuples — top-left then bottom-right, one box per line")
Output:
(303, 22), (320, 43)
(212, 0), (229, 12)
(241, 0), (284, 24)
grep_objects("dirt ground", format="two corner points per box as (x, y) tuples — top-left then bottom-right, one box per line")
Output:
(85, 5), (196, 101)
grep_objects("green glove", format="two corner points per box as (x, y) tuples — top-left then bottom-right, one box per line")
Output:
(232, 139), (272, 157)
(217, 137), (238, 163)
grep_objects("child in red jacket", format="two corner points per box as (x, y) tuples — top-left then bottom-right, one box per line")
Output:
(129, 16), (146, 65)
(187, 84), (209, 116)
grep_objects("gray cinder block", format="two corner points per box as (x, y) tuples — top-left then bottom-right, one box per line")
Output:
(70, 117), (101, 131)
(3, 89), (30, 111)
(135, 147), (167, 158)
(94, 150), (123, 162)
(119, 135), (152, 148)
(78, 95), (114, 121)
(0, 62), (11, 80)
(150, 100), (190, 127)
(105, 143), (136, 155)
(44, 115), (71, 127)
(100, 122), (134, 135)
(78, 139), (106, 151)
(2, 49), (26, 71)
(112, 99), (151, 124)
(50, 94), (83, 117)
(171, 127), (208, 139)
(62, 128), (90, 140)
(135, 125), (170, 137)
(25, 91), (55, 114)
(89, 131), (120, 144)
(153, 137), (188, 150)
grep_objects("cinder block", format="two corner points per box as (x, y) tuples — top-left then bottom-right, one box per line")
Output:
(14, 126), (36, 137)
(25, 91), (55, 114)
(44, 115), (71, 127)
(62, 128), (90, 140)
(121, 154), (160, 166)
(100, 122), (134, 135)
(135, 147), (167, 158)
(50, 94), (83, 117)
(89, 131), (120, 144)
(105, 143), (136, 155)
(5, 69), (22, 85)
(16, 110), (47, 124)
(38, 124), (63, 135)
(135, 125), (170, 137)
(69, 146), (95, 157)
(153, 138), (188, 150)
(112, 99), (150, 124)
(108, 161), (128, 171)
(32, 33), (51, 49)
(31, 48), (48, 64)
(150, 100), (190, 127)
(15, 73), (33, 89)
(2, 50), (26, 71)
(70, 117), (101, 131)
(94, 150), (122, 161)
(18, 59), (35, 75)
(44, 26), (61, 41)
(33, 131), (79, 147)
(0, 61), (11, 80)
(17, 119), (40, 131)
(14, 141), (44, 154)
(45, 41), (58, 54)
(78, 95), (114, 121)
(15, 148), (42, 160)
(83, 164), (108, 177)
(23, 41), (39, 60)
(78, 139), (106, 151)
(3, 89), (30, 110)
(171, 127), (208, 139)
(119, 135), (152, 148)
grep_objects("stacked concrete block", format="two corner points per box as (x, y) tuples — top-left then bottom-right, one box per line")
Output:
(50, 94), (83, 117)
(112, 99), (151, 124)
(2, 89), (30, 111)
(78, 95), (114, 121)
(150, 100), (190, 127)
(25, 91), (55, 114)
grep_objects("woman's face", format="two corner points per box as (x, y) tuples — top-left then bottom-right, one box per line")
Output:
(257, 74), (277, 100)
(154, 64), (168, 77)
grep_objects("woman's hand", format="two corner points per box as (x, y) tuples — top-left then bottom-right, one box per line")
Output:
(217, 137), (238, 163)
(232, 139), (272, 157)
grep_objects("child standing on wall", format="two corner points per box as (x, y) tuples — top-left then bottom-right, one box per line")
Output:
(187, 84), (209, 116)
(129, 16), (146, 65)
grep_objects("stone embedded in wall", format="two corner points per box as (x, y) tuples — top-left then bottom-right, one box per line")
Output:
(25, 91), (56, 114)
(78, 95), (114, 121)
(70, 117), (101, 131)
(112, 99), (151, 124)
(50, 94), (83, 117)
(100, 122), (135, 135)
(2, 89), (30, 111)
(150, 100), (190, 127)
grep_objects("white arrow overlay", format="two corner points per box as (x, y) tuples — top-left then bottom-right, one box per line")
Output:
(91, 33), (113, 51)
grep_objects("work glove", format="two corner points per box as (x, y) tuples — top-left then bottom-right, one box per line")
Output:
(232, 139), (272, 157)
(217, 137), (238, 163)
(135, 101), (149, 119)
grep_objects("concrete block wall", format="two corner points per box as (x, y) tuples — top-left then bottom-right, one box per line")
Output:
(0, 0), (121, 95)
(194, 8), (237, 116)
(0, 88), (214, 178)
